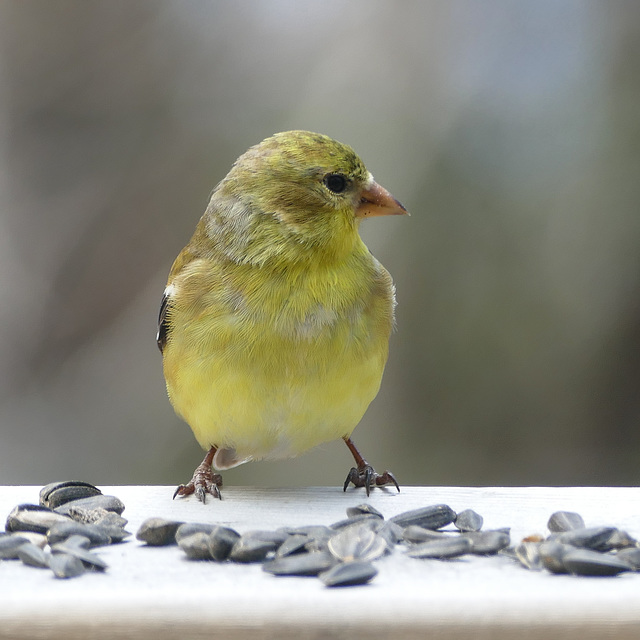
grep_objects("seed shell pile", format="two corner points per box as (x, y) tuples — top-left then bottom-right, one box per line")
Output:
(134, 501), (640, 584)
(1, 481), (130, 578)
(3, 483), (640, 584)
(507, 510), (638, 577)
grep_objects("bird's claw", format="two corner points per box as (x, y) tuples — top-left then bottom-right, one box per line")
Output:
(343, 464), (400, 496)
(173, 463), (223, 503)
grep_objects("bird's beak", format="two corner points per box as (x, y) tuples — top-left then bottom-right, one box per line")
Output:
(356, 180), (408, 218)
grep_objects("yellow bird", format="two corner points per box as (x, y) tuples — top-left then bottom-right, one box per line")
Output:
(158, 131), (407, 502)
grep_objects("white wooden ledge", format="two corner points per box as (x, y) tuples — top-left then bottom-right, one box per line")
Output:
(1, 486), (639, 639)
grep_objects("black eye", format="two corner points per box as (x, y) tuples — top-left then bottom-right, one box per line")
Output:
(323, 173), (348, 194)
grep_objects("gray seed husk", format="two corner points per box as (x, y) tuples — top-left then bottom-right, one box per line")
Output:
(208, 526), (241, 561)
(263, 551), (336, 576)
(6, 504), (72, 534)
(47, 521), (112, 547)
(320, 561), (378, 587)
(547, 511), (585, 533)
(346, 517), (381, 532)
(407, 536), (473, 559)
(0, 535), (30, 559)
(229, 536), (277, 563)
(287, 525), (333, 540)
(50, 506), (131, 546)
(62, 535), (92, 549)
(562, 548), (633, 577)
(615, 547), (640, 570)
(403, 525), (454, 544)
(54, 495), (125, 516)
(390, 504), (456, 530)
(39, 481), (99, 502)
(539, 541), (571, 574)
(499, 546), (518, 561)
(276, 534), (309, 558)
(136, 518), (185, 546)
(330, 514), (382, 530)
(175, 523), (218, 543)
(50, 553), (86, 579)
(241, 530), (289, 545)
(328, 524), (388, 562)
(51, 543), (108, 570)
(462, 530), (511, 555)
(556, 526), (618, 552)
(92, 511), (128, 529)
(17, 543), (50, 568)
(98, 526), (131, 544)
(39, 482), (102, 509)
(178, 532), (214, 560)
(10, 532), (48, 547)
(514, 542), (543, 570)
(298, 526), (334, 553)
(63, 506), (106, 524)
(304, 538), (329, 553)
(59, 506), (127, 529)
(606, 529), (637, 550)
(375, 521), (404, 548)
(454, 509), (484, 532)
(346, 504), (384, 519)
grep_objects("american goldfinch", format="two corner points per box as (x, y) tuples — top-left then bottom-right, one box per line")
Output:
(158, 130), (407, 502)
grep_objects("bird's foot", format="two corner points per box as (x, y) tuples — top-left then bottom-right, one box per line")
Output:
(343, 464), (400, 497)
(341, 436), (400, 496)
(173, 459), (223, 503)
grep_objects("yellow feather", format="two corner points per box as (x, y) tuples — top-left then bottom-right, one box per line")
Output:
(160, 131), (404, 474)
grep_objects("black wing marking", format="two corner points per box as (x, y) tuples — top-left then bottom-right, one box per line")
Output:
(157, 290), (171, 353)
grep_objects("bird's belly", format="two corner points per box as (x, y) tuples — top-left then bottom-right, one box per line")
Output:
(165, 325), (388, 469)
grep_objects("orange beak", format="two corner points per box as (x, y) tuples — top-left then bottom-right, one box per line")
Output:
(355, 180), (408, 218)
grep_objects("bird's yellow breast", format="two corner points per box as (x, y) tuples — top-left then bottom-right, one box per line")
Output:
(162, 241), (394, 469)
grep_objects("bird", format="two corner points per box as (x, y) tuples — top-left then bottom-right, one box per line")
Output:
(157, 130), (407, 502)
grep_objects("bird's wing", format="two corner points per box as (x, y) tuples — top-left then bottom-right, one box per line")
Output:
(157, 289), (171, 353)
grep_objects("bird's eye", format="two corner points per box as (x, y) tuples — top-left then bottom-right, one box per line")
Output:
(323, 173), (348, 194)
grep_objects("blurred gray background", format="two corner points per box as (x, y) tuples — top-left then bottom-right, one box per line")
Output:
(0, 0), (639, 488)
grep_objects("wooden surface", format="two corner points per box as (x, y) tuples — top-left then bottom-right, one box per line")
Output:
(1, 485), (640, 639)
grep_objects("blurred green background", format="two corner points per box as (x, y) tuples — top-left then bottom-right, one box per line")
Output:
(1, 1), (639, 488)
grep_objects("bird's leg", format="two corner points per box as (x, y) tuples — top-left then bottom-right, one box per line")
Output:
(173, 446), (223, 503)
(342, 436), (400, 496)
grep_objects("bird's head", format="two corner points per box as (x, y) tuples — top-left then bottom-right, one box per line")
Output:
(204, 130), (407, 266)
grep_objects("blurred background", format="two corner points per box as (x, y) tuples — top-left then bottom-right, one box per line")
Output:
(0, 0), (639, 488)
